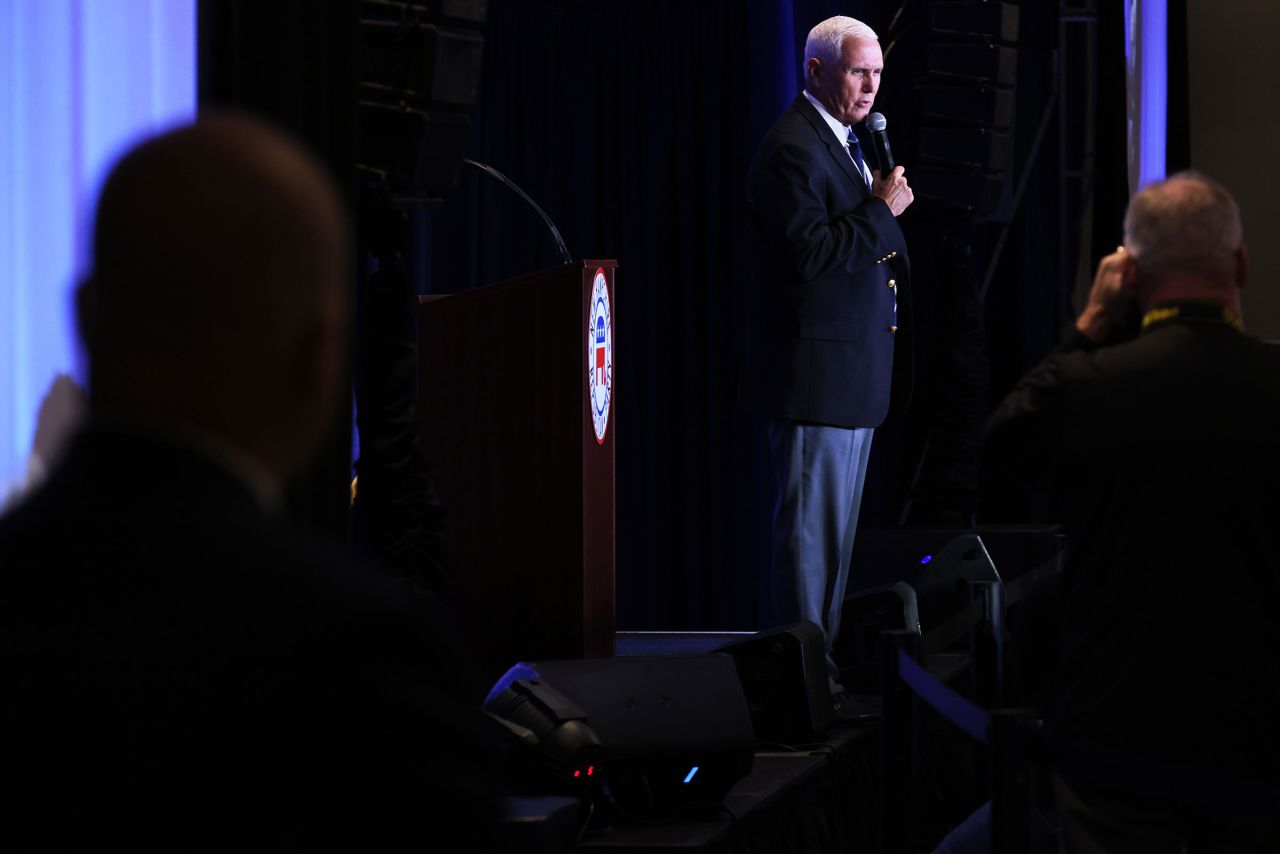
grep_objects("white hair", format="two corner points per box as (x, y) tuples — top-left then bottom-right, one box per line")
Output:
(1124, 170), (1243, 282)
(804, 15), (879, 69)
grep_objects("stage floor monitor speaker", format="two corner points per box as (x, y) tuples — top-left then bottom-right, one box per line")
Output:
(833, 582), (920, 693)
(848, 529), (1009, 592)
(836, 531), (1002, 689)
(527, 654), (754, 820)
(835, 528), (1065, 686)
(849, 527), (1064, 593)
(902, 532), (1000, 633)
(716, 621), (834, 743)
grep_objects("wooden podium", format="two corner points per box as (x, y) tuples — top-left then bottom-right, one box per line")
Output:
(417, 260), (616, 683)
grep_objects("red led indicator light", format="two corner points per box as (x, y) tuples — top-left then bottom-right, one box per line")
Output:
(587, 766), (594, 776)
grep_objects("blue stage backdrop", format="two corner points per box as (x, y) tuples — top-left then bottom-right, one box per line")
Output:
(0, 0), (195, 503)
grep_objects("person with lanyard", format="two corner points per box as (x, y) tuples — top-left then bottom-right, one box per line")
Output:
(741, 14), (913, 718)
(982, 171), (1280, 851)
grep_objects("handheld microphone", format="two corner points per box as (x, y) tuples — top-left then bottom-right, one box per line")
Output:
(865, 112), (894, 176)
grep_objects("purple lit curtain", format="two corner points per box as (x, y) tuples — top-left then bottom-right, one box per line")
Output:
(1126, 0), (1168, 193)
(0, 0), (195, 502)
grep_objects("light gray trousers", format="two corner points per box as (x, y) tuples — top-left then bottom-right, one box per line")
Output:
(768, 420), (874, 692)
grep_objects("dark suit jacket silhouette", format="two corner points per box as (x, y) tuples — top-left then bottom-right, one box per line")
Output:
(743, 94), (909, 428)
(0, 425), (501, 846)
(985, 315), (1280, 784)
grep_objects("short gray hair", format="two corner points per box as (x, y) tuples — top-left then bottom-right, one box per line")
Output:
(1124, 170), (1243, 282)
(804, 15), (878, 68)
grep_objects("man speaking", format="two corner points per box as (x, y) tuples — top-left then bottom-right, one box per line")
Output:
(743, 15), (913, 712)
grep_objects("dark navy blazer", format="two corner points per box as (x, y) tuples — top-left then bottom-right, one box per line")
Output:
(743, 94), (909, 428)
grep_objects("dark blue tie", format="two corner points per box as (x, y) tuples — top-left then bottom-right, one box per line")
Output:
(846, 129), (869, 189)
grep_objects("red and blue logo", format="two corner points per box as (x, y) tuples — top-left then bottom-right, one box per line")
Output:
(586, 268), (612, 445)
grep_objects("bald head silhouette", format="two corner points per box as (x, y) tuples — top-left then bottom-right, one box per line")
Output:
(1122, 170), (1248, 315)
(79, 114), (350, 491)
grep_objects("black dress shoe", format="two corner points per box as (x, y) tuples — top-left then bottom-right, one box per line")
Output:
(831, 692), (880, 723)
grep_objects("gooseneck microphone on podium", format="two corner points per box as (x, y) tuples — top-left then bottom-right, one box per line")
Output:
(866, 112), (894, 176)
(461, 158), (573, 264)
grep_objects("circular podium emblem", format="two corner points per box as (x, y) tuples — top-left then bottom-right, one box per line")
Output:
(587, 268), (613, 444)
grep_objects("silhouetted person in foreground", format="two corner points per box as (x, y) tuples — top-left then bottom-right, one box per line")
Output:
(984, 171), (1280, 851)
(0, 115), (501, 846)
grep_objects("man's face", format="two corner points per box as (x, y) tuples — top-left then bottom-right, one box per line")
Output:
(809, 37), (883, 126)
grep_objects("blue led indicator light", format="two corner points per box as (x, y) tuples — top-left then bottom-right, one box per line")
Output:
(920, 555), (932, 565)
(683, 766), (700, 784)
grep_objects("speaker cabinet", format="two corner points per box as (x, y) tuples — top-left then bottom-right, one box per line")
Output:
(903, 532), (1001, 633)
(833, 582), (920, 693)
(928, 43), (1017, 85)
(931, 1), (1020, 44)
(716, 621), (834, 743)
(835, 532), (1005, 689)
(919, 127), (1012, 171)
(525, 655), (755, 819)
(358, 104), (471, 198)
(913, 164), (1007, 215)
(356, 1), (487, 203)
(918, 85), (1014, 129)
(359, 20), (484, 106)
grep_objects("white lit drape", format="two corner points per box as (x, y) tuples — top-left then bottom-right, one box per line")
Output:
(0, 0), (195, 501)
